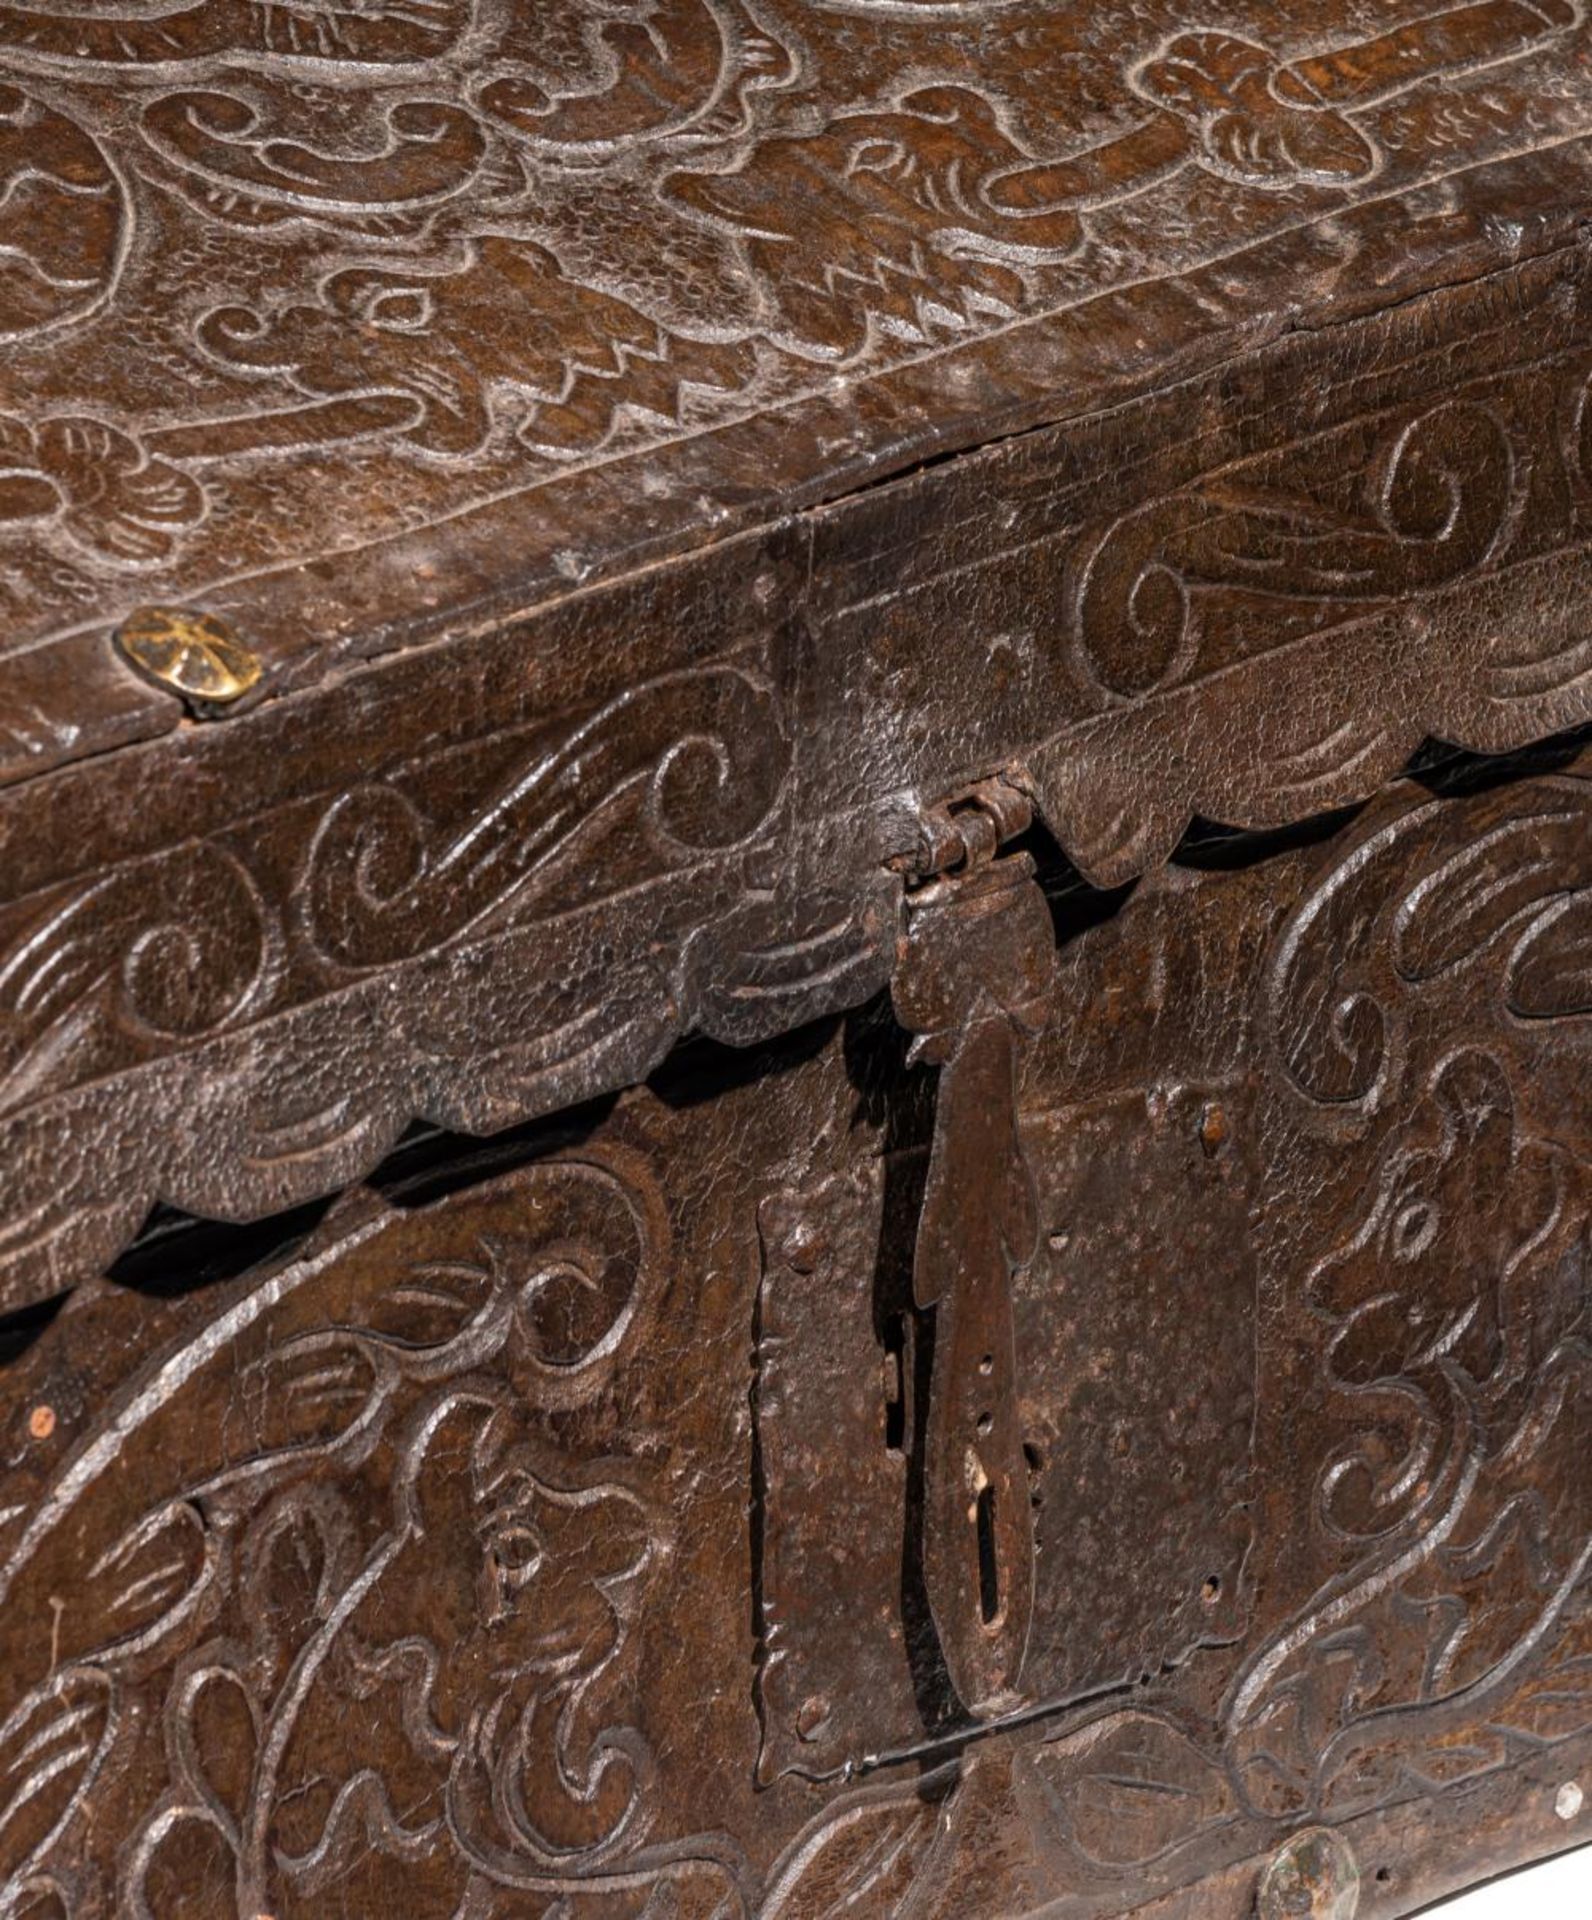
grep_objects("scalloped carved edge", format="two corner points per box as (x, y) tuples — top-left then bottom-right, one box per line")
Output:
(1026, 550), (1592, 887)
(4, 246), (1592, 1310)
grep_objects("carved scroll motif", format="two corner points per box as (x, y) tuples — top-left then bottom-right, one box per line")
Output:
(0, 763), (1588, 1915)
(1067, 401), (1521, 703)
(0, 617), (806, 1315)
(0, 1149), (679, 1915)
(0, 842), (271, 1118)
(1202, 771), (1592, 1818)
(0, 654), (790, 1125)
(0, 0), (1576, 622)
(303, 662), (787, 970)
(1024, 354), (1592, 883)
(140, 91), (491, 232)
(1224, 1045), (1592, 1820)
(1265, 781), (1592, 1109)
(0, 86), (126, 342)
(476, 0), (796, 155)
(197, 233), (761, 458)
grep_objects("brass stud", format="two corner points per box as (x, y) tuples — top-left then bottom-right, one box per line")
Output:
(1257, 1827), (1360, 1920)
(115, 605), (262, 713)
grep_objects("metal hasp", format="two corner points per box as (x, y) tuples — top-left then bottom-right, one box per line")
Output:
(891, 779), (1058, 1717)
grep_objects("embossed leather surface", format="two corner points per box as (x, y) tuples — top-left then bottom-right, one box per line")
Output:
(2, 0), (1590, 772)
(3, 4), (1592, 1310)
(0, 750), (1587, 1916)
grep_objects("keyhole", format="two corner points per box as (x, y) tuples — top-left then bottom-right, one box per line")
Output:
(976, 1485), (1001, 1626)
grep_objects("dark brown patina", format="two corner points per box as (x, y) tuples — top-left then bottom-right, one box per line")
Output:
(0, 3), (1589, 1915)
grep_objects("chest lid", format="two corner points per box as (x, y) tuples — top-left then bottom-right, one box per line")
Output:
(3, 1), (1592, 1307)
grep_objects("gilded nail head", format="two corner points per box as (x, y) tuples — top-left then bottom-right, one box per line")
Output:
(115, 605), (263, 710)
(1257, 1827), (1360, 1920)
(28, 1404), (56, 1440)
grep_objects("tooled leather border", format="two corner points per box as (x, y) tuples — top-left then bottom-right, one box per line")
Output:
(2, 242), (1590, 1310)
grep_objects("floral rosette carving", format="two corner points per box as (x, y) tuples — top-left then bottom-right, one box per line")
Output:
(0, 416), (204, 565)
(1129, 6), (1580, 191)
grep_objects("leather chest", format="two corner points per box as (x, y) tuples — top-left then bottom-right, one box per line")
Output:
(0, 4), (1590, 1916)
